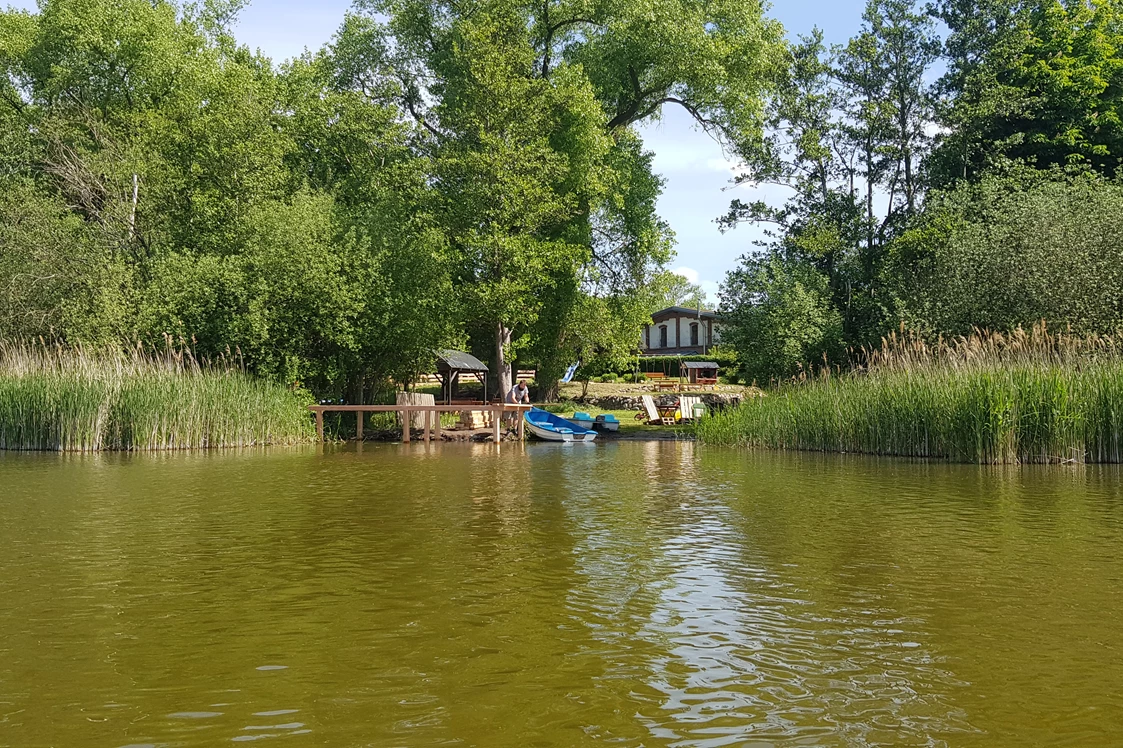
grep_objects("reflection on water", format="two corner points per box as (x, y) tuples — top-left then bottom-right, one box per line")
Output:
(1, 443), (1123, 746)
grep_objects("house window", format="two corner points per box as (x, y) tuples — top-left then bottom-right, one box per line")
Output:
(690, 323), (699, 346)
(659, 325), (668, 348)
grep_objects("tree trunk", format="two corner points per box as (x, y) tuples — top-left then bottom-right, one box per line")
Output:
(904, 151), (914, 213)
(347, 373), (364, 405)
(495, 322), (513, 401)
(866, 140), (874, 254)
(128, 173), (138, 239)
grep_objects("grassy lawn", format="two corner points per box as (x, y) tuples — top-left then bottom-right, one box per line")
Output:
(557, 380), (749, 400)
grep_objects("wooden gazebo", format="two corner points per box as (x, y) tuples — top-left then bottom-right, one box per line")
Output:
(681, 361), (719, 386)
(434, 349), (489, 404)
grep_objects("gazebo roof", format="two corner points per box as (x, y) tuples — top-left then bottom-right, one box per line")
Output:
(436, 349), (489, 372)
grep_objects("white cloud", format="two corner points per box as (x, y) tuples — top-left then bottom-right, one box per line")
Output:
(673, 266), (701, 284)
(924, 121), (952, 138)
(705, 157), (745, 177)
(672, 267), (721, 306)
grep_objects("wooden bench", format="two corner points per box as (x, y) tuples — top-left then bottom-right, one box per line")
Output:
(644, 372), (679, 391)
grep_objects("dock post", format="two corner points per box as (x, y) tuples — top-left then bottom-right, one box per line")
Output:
(517, 408), (524, 441)
(356, 411), (363, 441)
(401, 407), (410, 442)
(434, 410), (441, 441)
(423, 409), (431, 442)
(315, 409), (324, 442)
(493, 406), (501, 444)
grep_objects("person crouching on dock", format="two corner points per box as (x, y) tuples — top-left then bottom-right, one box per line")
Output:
(506, 380), (531, 430)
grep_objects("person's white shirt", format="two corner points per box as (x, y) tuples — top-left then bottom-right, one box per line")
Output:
(507, 383), (530, 403)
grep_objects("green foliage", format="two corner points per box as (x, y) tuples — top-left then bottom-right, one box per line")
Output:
(719, 1), (936, 381)
(635, 353), (739, 374)
(698, 328), (1123, 463)
(0, 342), (313, 451)
(649, 271), (707, 311)
(720, 254), (845, 383)
(575, 351), (739, 379)
(0, 0), (461, 402)
(340, 0), (778, 394)
(0, 181), (134, 340)
(886, 170), (1123, 334)
(719, 0), (1123, 383)
(929, 0), (1123, 185)
(0, 0), (785, 418)
(540, 399), (580, 414)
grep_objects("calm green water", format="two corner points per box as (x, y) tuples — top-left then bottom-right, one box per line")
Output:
(2, 442), (1122, 747)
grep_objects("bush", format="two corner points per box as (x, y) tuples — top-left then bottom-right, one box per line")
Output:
(718, 255), (845, 384)
(697, 326), (1123, 463)
(886, 171), (1123, 336)
(541, 399), (579, 414)
(601, 372), (618, 382)
(635, 352), (739, 376)
(0, 342), (315, 451)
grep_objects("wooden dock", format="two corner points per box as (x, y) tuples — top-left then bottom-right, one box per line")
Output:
(308, 403), (532, 443)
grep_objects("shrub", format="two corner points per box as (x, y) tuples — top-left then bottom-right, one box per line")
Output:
(886, 171), (1123, 336)
(542, 399), (580, 414)
(0, 342), (314, 451)
(697, 326), (1123, 463)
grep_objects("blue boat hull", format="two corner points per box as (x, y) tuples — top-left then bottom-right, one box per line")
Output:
(524, 408), (597, 442)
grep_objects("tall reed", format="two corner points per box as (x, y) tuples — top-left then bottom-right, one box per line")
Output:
(0, 341), (314, 451)
(698, 325), (1123, 463)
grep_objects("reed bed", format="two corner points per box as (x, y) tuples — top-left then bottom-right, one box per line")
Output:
(698, 325), (1123, 463)
(0, 342), (314, 451)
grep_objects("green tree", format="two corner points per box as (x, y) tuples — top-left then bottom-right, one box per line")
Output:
(719, 0), (936, 377)
(341, 0), (781, 395)
(650, 271), (708, 311)
(929, 0), (1123, 185)
(885, 169), (1123, 334)
(720, 253), (844, 384)
(0, 0), (458, 401)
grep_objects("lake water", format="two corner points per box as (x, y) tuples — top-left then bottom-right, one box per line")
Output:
(2, 442), (1122, 747)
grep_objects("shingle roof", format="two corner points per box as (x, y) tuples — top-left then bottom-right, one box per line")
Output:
(682, 361), (719, 369)
(436, 349), (489, 372)
(651, 306), (721, 321)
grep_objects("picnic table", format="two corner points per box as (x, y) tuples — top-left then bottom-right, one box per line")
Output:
(644, 373), (680, 391)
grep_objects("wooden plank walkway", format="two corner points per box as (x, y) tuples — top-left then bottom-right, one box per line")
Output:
(308, 404), (532, 443)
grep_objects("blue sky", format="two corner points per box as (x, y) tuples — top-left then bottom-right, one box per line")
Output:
(14, 0), (869, 301)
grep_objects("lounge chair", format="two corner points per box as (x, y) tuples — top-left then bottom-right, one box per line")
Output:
(636, 394), (675, 425)
(678, 395), (705, 423)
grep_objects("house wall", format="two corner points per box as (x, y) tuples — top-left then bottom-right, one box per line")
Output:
(640, 315), (724, 354)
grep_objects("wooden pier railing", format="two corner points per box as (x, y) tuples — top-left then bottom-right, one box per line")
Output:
(308, 403), (533, 443)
